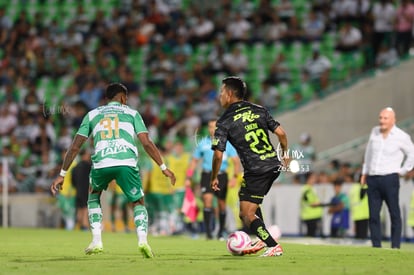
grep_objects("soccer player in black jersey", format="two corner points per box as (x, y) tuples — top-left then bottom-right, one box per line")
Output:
(211, 76), (289, 257)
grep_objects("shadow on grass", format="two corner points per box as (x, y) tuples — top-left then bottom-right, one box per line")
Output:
(10, 257), (95, 263)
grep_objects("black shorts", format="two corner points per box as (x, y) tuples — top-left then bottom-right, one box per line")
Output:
(239, 169), (281, 204)
(200, 171), (228, 200)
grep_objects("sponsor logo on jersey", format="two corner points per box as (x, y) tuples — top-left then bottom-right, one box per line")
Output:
(233, 110), (260, 122)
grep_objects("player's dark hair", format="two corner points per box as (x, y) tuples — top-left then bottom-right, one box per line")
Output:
(222, 76), (246, 99)
(106, 83), (128, 100)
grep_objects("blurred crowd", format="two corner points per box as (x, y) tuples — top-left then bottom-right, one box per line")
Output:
(1, 0), (414, 197)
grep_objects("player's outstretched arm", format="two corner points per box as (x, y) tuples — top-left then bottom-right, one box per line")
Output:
(137, 132), (176, 185)
(50, 134), (88, 196)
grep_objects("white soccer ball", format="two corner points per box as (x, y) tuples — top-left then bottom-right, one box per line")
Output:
(226, 231), (252, 256)
(268, 225), (282, 241)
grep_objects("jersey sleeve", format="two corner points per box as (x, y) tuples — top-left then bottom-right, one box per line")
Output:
(212, 121), (228, 152)
(134, 111), (148, 134)
(76, 113), (91, 137)
(264, 108), (280, 132)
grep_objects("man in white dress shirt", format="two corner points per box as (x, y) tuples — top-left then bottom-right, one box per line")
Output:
(361, 107), (414, 248)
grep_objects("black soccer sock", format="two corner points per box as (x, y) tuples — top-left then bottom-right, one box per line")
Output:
(250, 218), (277, 247)
(218, 211), (226, 236)
(255, 207), (263, 220)
(203, 208), (213, 238)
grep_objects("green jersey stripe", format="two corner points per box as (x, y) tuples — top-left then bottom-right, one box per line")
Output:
(76, 101), (148, 169)
(93, 157), (137, 169)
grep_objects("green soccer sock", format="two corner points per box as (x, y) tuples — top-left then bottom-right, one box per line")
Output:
(88, 193), (103, 244)
(134, 205), (149, 245)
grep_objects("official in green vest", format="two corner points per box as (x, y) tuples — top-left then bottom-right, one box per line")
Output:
(300, 173), (323, 237)
(349, 183), (369, 239)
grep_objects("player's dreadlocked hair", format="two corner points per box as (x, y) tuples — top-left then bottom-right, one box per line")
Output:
(106, 83), (128, 100)
(222, 76), (246, 100)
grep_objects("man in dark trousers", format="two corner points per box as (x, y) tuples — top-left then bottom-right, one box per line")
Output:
(361, 107), (414, 248)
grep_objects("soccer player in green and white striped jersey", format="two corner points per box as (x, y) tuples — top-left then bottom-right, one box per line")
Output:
(51, 83), (176, 258)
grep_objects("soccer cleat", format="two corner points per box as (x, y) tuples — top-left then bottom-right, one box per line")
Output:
(260, 244), (283, 257)
(241, 239), (266, 255)
(85, 242), (103, 255)
(217, 232), (226, 241)
(139, 243), (154, 258)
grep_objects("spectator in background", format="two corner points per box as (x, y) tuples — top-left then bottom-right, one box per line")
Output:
(293, 132), (316, 184)
(0, 105), (18, 137)
(258, 80), (280, 111)
(147, 49), (173, 87)
(223, 45), (248, 77)
(327, 159), (341, 181)
(335, 22), (362, 53)
(336, 162), (354, 183)
(284, 15), (304, 44)
(188, 13), (214, 46)
(302, 10), (325, 43)
(303, 48), (332, 90)
(175, 70), (198, 105)
(394, 0), (414, 58)
(140, 99), (160, 143)
(0, 6), (12, 30)
(135, 17), (156, 46)
(361, 107), (414, 249)
(372, 0), (396, 63)
(226, 12), (251, 46)
(35, 152), (57, 193)
(30, 124), (53, 157)
(159, 109), (178, 139)
(79, 80), (103, 110)
(266, 52), (290, 85)
(276, 0), (295, 24)
(204, 42), (226, 75)
(56, 126), (73, 154)
(332, 0), (355, 24)
(327, 178), (350, 238)
(255, 0), (276, 24)
(173, 35), (193, 57)
(375, 43), (399, 68)
(168, 108), (201, 142)
(15, 157), (36, 193)
(265, 14), (287, 44)
(249, 14), (267, 44)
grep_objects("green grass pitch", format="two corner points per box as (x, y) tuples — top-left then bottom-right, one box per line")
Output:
(1, 228), (414, 275)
